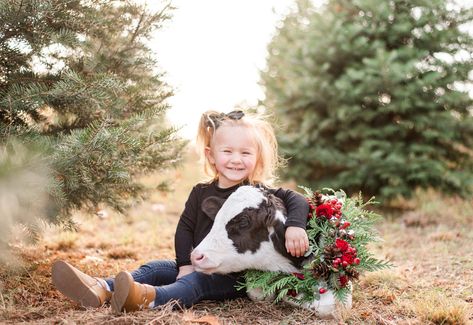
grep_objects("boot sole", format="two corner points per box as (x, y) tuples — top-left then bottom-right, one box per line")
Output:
(111, 272), (132, 314)
(52, 260), (102, 308)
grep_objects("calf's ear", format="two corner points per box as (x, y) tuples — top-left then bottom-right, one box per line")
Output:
(263, 194), (285, 225)
(202, 196), (226, 221)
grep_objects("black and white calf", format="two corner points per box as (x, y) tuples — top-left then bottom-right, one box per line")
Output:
(190, 185), (352, 317)
(190, 186), (307, 274)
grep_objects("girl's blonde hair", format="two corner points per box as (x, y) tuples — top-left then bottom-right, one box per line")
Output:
(196, 110), (283, 185)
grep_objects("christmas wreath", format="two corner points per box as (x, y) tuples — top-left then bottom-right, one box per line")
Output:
(241, 187), (391, 305)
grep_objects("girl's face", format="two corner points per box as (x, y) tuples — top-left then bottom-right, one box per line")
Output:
(206, 125), (258, 188)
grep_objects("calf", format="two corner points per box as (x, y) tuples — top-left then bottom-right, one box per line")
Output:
(191, 185), (352, 316)
(190, 186), (306, 274)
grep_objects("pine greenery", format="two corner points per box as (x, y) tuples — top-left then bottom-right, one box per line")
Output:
(262, 0), (473, 200)
(0, 0), (185, 228)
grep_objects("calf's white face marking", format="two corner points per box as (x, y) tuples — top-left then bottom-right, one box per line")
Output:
(191, 186), (301, 274)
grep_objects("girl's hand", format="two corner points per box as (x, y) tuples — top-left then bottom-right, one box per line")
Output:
(285, 226), (309, 257)
(177, 265), (195, 279)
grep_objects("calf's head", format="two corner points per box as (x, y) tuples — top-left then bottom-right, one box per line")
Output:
(191, 186), (302, 274)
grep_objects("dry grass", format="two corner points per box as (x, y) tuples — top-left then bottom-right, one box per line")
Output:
(107, 247), (138, 260)
(51, 231), (79, 251)
(411, 289), (470, 325)
(1, 148), (473, 324)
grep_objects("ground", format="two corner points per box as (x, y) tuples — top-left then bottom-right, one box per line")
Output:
(1, 150), (472, 324)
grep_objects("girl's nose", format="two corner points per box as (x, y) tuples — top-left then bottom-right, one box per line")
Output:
(230, 154), (243, 163)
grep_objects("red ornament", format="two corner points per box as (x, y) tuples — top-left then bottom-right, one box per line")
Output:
(319, 288), (327, 294)
(342, 253), (355, 265)
(316, 204), (334, 219)
(335, 238), (349, 252)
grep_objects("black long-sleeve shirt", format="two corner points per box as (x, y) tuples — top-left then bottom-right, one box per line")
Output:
(174, 181), (309, 267)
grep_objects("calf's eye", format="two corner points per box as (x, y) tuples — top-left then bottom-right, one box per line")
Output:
(239, 217), (250, 229)
(227, 214), (251, 231)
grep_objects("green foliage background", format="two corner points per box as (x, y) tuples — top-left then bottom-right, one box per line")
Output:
(262, 0), (473, 199)
(0, 0), (185, 229)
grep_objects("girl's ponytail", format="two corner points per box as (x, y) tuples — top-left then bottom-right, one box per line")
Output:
(196, 110), (221, 180)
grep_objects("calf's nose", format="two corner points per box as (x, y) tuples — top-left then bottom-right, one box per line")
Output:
(190, 250), (206, 266)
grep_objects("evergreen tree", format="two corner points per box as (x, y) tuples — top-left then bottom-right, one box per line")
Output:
(0, 0), (185, 228)
(263, 0), (473, 199)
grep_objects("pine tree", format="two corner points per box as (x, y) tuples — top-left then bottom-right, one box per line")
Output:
(0, 0), (185, 228)
(262, 0), (473, 199)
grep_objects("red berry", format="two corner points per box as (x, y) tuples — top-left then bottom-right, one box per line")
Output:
(288, 289), (298, 297)
(292, 272), (305, 280)
(319, 288), (327, 294)
(342, 261), (348, 267)
(354, 258), (360, 265)
(339, 275), (349, 287)
(340, 221), (350, 230)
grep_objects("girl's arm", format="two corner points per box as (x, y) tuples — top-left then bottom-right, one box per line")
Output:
(270, 187), (309, 228)
(176, 265), (195, 279)
(270, 188), (310, 257)
(174, 186), (199, 269)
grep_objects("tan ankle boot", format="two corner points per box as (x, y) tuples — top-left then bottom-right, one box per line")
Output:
(52, 260), (112, 307)
(111, 271), (156, 314)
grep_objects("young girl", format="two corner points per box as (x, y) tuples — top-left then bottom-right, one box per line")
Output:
(52, 110), (309, 313)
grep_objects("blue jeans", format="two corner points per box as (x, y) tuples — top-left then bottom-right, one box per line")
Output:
(104, 260), (246, 308)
